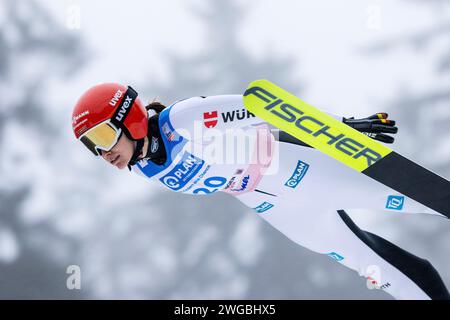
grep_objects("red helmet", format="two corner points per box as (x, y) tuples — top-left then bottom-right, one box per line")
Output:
(72, 83), (148, 155)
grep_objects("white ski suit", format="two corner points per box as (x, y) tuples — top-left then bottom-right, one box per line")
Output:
(132, 95), (449, 300)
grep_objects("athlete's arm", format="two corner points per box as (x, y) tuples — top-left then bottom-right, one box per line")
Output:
(167, 95), (346, 137)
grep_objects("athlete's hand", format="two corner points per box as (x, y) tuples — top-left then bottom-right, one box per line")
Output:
(343, 113), (398, 144)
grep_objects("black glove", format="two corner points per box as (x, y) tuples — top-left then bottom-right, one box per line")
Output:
(343, 113), (398, 144)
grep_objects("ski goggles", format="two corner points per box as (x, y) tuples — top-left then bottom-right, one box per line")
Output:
(79, 86), (138, 156)
(80, 120), (123, 156)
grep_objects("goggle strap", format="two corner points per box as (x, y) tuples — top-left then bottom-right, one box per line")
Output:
(80, 135), (100, 156)
(128, 138), (145, 167)
(110, 86), (139, 129)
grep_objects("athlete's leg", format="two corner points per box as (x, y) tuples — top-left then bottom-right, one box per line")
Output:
(235, 141), (449, 299)
(333, 209), (449, 300)
(327, 160), (447, 218)
(236, 190), (449, 299)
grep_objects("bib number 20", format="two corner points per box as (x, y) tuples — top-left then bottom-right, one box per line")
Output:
(193, 176), (227, 195)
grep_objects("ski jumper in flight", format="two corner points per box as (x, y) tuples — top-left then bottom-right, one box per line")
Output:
(72, 84), (450, 300)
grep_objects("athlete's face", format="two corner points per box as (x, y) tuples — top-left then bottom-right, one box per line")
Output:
(100, 133), (135, 170)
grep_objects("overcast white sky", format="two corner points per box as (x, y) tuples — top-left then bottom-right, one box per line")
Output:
(41, 0), (449, 117)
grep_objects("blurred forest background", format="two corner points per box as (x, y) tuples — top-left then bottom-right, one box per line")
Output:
(0, 0), (449, 299)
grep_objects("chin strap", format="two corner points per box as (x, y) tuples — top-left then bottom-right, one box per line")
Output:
(126, 113), (167, 171)
(127, 138), (145, 171)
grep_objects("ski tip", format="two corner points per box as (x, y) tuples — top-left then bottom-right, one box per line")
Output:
(247, 79), (269, 87)
(244, 79), (272, 98)
(252, 79), (280, 87)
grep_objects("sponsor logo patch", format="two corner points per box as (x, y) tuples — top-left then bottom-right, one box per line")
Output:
(160, 152), (204, 191)
(253, 201), (274, 213)
(203, 108), (255, 128)
(162, 123), (175, 142)
(327, 252), (344, 262)
(230, 175), (250, 192)
(109, 89), (123, 106)
(203, 111), (218, 128)
(150, 136), (159, 153)
(72, 110), (90, 125)
(386, 195), (404, 210)
(284, 160), (309, 188)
